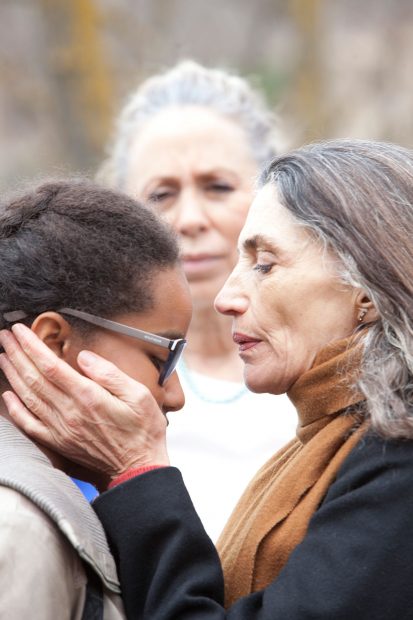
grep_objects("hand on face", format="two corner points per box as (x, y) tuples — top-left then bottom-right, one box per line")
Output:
(0, 324), (170, 490)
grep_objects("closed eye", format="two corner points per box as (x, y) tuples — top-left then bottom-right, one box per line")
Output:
(253, 263), (274, 274)
(206, 182), (234, 193)
(252, 249), (278, 275)
(148, 189), (175, 203)
(149, 355), (166, 371)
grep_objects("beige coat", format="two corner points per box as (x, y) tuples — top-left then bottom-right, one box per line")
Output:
(0, 418), (126, 619)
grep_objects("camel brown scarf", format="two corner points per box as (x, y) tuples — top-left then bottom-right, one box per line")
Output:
(216, 335), (367, 607)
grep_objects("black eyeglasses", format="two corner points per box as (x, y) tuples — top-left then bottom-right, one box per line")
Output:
(3, 308), (187, 387)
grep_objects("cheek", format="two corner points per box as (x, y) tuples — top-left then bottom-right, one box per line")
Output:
(88, 338), (162, 395)
(116, 352), (157, 387)
(218, 216), (244, 241)
(62, 345), (85, 375)
(215, 197), (251, 241)
(157, 208), (175, 225)
(301, 281), (355, 329)
(249, 280), (316, 361)
(252, 280), (289, 329)
(111, 351), (165, 406)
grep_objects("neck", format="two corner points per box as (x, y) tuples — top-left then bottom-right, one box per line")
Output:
(184, 303), (244, 382)
(287, 334), (366, 443)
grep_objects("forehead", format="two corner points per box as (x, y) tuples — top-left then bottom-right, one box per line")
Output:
(148, 265), (192, 327)
(126, 106), (256, 178)
(239, 183), (307, 251)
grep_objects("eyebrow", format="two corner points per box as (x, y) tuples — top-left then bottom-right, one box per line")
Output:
(197, 168), (239, 180)
(146, 169), (239, 185)
(242, 234), (280, 254)
(146, 176), (177, 186)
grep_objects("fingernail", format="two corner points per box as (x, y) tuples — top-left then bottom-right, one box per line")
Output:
(78, 350), (99, 367)
(11, 323), (28, 336)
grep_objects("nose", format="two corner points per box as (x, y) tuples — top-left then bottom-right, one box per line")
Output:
(214, 269), (248, 317)
(162, 371), (185, 413)
(171, 189), (210, 238)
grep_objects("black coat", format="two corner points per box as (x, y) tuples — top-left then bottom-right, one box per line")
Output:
(94, 432), (413, 619)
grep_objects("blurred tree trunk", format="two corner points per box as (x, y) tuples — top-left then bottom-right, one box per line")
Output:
(40, 0), (113, 170)
(288, 0), (325, 142)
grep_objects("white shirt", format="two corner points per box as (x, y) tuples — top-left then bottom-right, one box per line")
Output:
(167, 363), (297, 541)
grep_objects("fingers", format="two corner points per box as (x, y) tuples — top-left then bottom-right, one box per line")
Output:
(77, 350), (151, 404)
(4, 324), (147, 406)
(0, 352), (46, 419)
(0, 325), (170, 475)
(0, 329), (102, 435)
(1, 325), (157, 426)
(1, 390), (52, 444)
(0, 325), (111, 415)
(0, 328), (70, 419)
(6, 324), (90, 394)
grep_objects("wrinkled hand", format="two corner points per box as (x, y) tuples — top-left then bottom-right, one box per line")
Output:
(0, 324), (169, 485)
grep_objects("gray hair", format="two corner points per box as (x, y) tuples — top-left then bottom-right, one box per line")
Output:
(99, 60), (281, 188)
(261, 139), (413, 439)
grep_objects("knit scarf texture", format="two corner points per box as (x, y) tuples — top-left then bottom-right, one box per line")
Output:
(216, 334), (367, 607)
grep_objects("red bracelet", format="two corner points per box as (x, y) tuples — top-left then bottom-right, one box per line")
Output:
(108, 465), (165, 489)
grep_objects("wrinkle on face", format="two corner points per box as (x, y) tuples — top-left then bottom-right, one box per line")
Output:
(217, 183), (360, 395)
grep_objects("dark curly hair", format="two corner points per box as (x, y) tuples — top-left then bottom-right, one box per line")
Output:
(0, 179), (179, 331)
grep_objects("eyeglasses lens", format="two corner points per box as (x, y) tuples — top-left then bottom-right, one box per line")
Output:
(158, 340), (186, 386)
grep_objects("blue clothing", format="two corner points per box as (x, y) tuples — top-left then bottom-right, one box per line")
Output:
(72, 478), (99, 501)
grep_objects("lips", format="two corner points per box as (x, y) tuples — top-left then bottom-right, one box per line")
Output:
(181, 253), (223, 276)
(232, 332), (262, 351)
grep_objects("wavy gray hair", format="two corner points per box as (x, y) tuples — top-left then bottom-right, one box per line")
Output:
(261, 139), (413, 439)
(98, 60), (281, 188)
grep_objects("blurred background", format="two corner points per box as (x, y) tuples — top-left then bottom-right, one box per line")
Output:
(1, 0), (413, 193)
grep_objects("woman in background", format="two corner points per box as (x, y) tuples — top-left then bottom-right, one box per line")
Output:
(98, 61), (297, 539)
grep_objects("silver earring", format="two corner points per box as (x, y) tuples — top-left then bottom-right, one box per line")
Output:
(358, 309), (368, 323)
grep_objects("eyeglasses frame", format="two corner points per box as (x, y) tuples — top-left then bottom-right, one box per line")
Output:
(3, 307), (187, 386)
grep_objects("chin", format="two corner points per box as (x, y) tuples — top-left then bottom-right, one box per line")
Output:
(243, 366), (288, 396)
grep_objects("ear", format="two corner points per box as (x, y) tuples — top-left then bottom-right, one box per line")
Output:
(354, 290), (379, 325)
(30, 312), (78, 361)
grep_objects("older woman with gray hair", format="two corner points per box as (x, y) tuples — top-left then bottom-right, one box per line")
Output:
(2, 138), (413, 618)
(97, 60), (296, 540)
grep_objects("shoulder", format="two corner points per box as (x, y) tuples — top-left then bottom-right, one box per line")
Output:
(0, 485), (86, 615)
(0, 484), (64, 537)
(0, 484), (86, 571)
(339, 430), (413, 479)
(324, 430), (413, 506)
